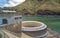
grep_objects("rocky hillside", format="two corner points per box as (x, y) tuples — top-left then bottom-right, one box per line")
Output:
(8, 0), (60, 15)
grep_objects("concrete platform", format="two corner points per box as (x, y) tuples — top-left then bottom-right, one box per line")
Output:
(1, 29), (60, 38)
(1, 29), (47, 38)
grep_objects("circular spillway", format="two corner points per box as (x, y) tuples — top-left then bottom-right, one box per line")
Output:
(22, 21), (47, 31)
(22, 21), (47, 38)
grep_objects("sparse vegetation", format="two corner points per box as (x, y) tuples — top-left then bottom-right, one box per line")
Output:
(14, 0), (60, 15)
(53, 0), (60, 4)
(0, 0), (60, 15)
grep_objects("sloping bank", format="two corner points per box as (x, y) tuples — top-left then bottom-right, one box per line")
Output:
(14, 0), (60, 15)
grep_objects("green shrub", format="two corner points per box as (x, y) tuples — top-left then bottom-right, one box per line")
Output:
(54, 0), (60, 4)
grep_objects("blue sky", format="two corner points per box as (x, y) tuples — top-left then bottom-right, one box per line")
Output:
(0, 0), (25, 7)
(0, 0), (9, 7)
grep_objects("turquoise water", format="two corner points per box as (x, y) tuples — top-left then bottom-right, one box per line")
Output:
(23, 16), (60, 34)
(0, 16), (60, 34)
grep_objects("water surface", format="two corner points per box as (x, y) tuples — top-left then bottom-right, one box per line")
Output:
(23, 16), (60, 34)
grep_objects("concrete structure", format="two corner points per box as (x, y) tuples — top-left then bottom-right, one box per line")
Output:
(22, 21), (47, 38)
(0, 9), (47, 38)
(0, 8), (22, 33)
(0, 9), (22, 26)
(0, 21), (48, 38)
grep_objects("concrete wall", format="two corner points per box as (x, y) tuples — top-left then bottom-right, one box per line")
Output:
(0, 16), (16, 25)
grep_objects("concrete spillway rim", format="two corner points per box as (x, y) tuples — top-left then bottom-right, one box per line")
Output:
(22, 21), (47, 31)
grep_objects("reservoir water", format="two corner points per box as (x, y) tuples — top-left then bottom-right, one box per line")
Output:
(23, 16), (60, 34)
(0, 16), (60, 34)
